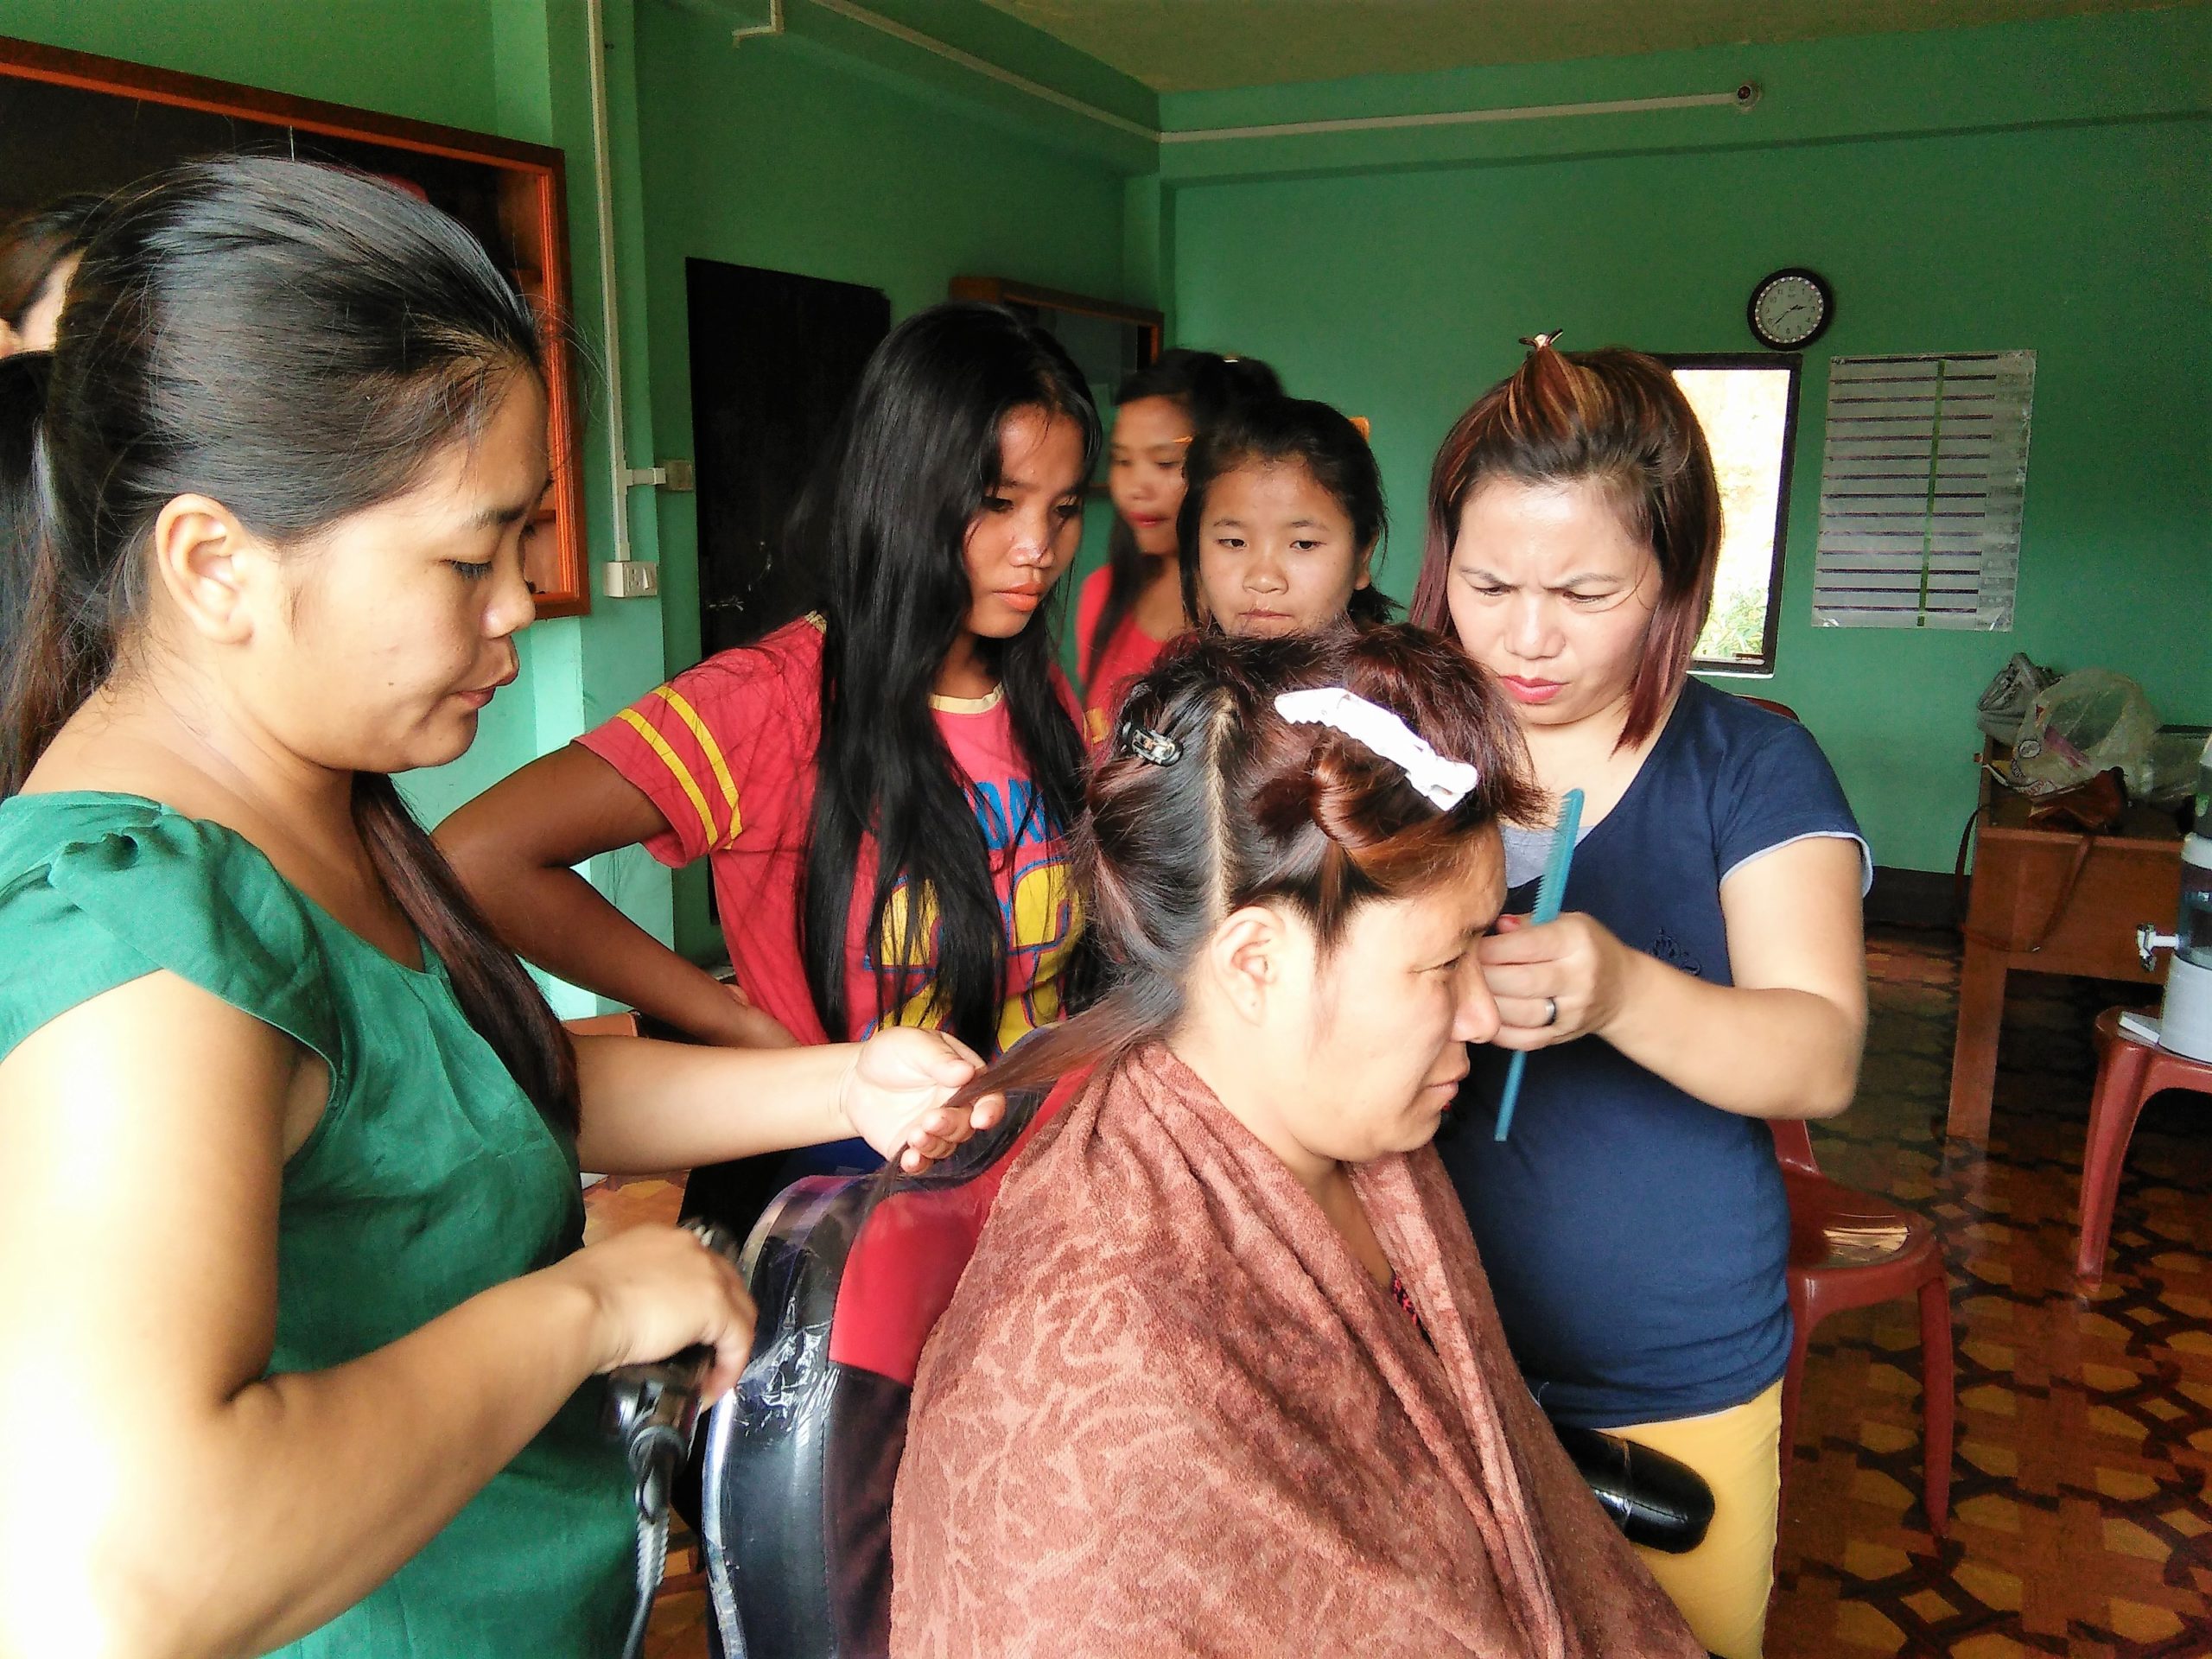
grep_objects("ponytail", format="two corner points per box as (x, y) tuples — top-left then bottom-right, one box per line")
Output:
(355, 775), (579, 1132)
(0, 352), (59, 791)
(1, 528), (105, 799)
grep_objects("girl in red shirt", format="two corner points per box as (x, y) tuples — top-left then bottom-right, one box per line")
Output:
(1076, 349), (1279, 738)
(443, 303), (1095, 1080)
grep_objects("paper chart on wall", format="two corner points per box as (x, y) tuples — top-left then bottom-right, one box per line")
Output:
(1810, 351), (2035, 632)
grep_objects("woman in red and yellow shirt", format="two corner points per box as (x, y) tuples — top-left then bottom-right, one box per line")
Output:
(443, 303), (1094, 1122)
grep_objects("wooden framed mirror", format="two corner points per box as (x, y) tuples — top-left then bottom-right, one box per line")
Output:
(0, 34), (591, 616)
(950, 276), (1162, 486)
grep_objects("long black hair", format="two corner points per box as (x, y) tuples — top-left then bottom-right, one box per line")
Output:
(1, 157), (579, 1131)
(1178, 394), (1398, 629)
(0, 352), (51, 784)
(798, 302), (1097, 1052)
(1089, 349), (1281, 675)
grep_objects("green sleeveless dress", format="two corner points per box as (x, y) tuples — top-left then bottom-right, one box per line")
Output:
(0, 792), (633, 1655)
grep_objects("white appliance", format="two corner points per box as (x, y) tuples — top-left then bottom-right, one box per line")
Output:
(2136, 740), (2212, 1064)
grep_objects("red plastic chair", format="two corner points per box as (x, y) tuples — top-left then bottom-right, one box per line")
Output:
(2076, 1008), (2212, 1284)
(563, 1010), (642, 1039)
(1771, 1118), (1954, 1535)
(1732, 694), (1951, 1524)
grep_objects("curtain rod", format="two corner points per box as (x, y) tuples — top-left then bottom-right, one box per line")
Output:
(1163, 84), (1759, 143)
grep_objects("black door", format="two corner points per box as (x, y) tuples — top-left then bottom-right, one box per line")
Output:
(684, 258), (891, 656)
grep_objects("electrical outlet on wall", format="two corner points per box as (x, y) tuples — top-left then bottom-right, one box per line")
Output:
(602, 561), (660, 600)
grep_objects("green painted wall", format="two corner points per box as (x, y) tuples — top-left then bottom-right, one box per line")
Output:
(0, 0), (1156, 976)
(628, 0), (1152, 957)
(0, 0), (683, 1004)
(1160, 9), (2212, 874)
(0, 0), (505, 130)
(10, 2), (2198, 897)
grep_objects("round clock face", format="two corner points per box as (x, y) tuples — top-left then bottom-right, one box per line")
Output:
(1750, 269), (1832, 350)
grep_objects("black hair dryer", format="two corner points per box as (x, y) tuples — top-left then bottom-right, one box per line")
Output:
(1551, 1422), (1714, 1554)
(602, 1219), (745, 1659)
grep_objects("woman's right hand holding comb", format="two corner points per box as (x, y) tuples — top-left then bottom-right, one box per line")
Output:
(1477, 911), (1632, 1051)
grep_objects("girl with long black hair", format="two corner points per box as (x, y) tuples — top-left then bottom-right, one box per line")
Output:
(1075, 348), (1280, 736)
(444, 302), (1094, 1111)
(0, 158), (998, 1657)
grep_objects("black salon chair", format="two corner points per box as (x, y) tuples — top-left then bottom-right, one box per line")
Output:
(690, 1075), (1070, 1657)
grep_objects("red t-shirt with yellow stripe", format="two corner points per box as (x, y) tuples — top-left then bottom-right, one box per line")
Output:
(573, 616), (1079, 1052)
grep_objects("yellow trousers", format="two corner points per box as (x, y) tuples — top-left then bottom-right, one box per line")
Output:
(1608, 1380), (1783, 1659)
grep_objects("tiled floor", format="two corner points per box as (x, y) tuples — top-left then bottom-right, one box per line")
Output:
(592, 926), (2212, 1658)
(1768, 930), (2209, 1658)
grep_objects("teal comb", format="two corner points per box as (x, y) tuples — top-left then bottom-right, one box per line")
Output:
(1493, 787), (1584, 1143)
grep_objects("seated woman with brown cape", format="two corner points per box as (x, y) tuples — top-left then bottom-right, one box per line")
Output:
(891, 624), (1706, 1658)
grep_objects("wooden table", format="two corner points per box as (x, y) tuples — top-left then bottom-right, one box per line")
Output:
(1948, 787), (2183, 1141)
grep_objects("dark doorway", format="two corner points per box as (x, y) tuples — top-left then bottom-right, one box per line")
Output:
(684, 258), (891, 657)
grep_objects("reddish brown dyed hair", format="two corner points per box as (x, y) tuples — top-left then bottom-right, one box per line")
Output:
(1408, 342), (1721, 749)
(934, 622), (1539, 1122)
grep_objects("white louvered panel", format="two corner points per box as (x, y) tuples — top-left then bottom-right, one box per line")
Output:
(1812, 352), (2035, 630)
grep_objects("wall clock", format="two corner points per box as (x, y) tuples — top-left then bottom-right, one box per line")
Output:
(1748, 267), (1834, 352)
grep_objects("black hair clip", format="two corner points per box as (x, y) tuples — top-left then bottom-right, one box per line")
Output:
(1118, 716), (1182, 767)
(1518, 329), (1565, 352)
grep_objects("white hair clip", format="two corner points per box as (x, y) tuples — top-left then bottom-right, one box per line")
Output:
(1274, 687), (1480, 810)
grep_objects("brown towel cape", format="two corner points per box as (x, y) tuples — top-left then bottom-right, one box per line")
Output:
(890, 1042), (1705, 1657)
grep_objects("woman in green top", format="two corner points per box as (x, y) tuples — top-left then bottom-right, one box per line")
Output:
(0, 158), (1000, 1659)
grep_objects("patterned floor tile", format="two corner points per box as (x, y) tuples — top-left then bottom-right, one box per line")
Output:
(1772, 929), (2211, 1657)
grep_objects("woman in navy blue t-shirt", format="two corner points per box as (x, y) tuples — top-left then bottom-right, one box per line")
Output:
(1410, 339), (1870, 1659)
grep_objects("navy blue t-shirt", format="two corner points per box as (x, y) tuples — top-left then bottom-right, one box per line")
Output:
(1435, 679), (1868, 1429)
